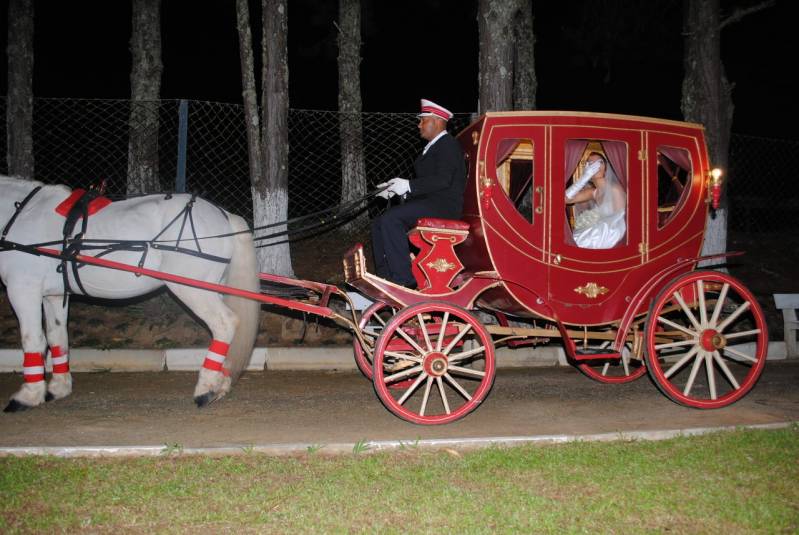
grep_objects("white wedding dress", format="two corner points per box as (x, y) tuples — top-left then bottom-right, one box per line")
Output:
(573, 182), (626, 249)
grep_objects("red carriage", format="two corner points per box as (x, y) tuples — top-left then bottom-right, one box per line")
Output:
(343, 111), (768, 424)
(1, 111), (768, 422)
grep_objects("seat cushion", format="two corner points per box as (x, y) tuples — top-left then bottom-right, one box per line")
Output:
(415, 217), (470, 231)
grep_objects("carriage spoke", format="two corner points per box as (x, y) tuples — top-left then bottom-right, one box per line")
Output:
(621, 350), (630, 375)
(723, 329), (761, 340)
(436, 312), (450, 352)
(373, 313), (388, 327)
(711, 350), (740, 390)
(664, 345), (700, 378)
(444, 373), (473, 401)
(722, 346), (758, 364)
(436, 377), (451, 414)
(697, 280), (708, 326)
(384, 365), (423, 383)
(709, 283), (730, 326)
(417, 313), (433, 352)
(655, 338), (698, 350)
(447, 344), (487, 364)
(363, 327), (381, 338)
(443, 323), (473, 355)
(395, 325), (427, 355)
(704, 352), (717, 400)
(682, 350), (704, 396)
(397, 372), (428, 406)
(601, 362), (611, 376)
(716, 301), (751, 332)
(657, 315), (698, 338)
(673, 291), (701, 331)
(383, 351), (423, 363)
(447, 364), (486, 378)
(419, 376), (434, 416)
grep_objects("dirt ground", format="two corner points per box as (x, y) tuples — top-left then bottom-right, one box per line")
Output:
(1, 362), (797, 449)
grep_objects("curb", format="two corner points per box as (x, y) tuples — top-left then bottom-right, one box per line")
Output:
(0, 421), (794, 458)
(0, 341), (790, 373)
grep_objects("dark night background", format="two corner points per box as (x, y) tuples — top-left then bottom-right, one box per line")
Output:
(0, 0), (795, 139)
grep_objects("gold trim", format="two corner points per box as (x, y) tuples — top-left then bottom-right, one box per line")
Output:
(426, 258), (457, 273)
(415, 226), (469, 236)
(574, 282), (610, 299)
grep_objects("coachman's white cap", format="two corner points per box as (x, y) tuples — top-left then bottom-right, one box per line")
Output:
(418, 99), (453, 121)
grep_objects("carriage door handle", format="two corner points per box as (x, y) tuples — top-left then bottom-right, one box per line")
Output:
(534, 186), (544, 215)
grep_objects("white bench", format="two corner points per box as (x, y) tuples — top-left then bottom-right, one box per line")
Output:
(774, 294), (799, 358)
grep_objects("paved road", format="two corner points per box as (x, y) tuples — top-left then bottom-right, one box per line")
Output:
(1, 362), (797, 451)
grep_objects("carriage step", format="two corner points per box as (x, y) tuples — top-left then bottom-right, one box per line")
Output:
(573, 349), (621, 361)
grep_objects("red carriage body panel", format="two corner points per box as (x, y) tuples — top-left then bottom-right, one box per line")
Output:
(455, 111), (710, 325)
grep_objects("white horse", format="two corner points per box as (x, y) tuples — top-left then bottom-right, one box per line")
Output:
(0, 175), (260, 411)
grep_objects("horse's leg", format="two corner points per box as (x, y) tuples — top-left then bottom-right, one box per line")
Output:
(166, 283), (239, 407)
(3, 284), (47, 412)
(42, 295), (72, 402)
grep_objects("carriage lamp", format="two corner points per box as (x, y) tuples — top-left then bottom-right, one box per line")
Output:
(710, 168), (723, 210)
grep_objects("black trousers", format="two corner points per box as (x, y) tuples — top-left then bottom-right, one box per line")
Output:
(371, 199), (457, 285)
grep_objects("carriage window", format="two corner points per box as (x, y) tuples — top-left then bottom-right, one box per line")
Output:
(657, 146), (692, 228)
(495, 139), (534, 222)
(564, 140), (628, 249)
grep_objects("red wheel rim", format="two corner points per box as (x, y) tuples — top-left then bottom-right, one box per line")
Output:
(644, 271), (768, 409)
(373, 302), (496, 425)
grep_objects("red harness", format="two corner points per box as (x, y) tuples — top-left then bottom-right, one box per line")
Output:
(55, 189), (112, 217)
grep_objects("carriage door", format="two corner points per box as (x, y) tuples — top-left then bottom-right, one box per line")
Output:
(546, 126), (644, 319)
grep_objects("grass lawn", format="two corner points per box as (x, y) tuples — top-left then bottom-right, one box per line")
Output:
(1, 427), (797, 533)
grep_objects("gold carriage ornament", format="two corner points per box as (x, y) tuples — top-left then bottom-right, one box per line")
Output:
(574, 282), (610, 299)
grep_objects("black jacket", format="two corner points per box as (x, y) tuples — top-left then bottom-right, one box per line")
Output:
(408, 132), (467, 217)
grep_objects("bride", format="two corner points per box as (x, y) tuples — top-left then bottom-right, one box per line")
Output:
(565, 152), (626, 249)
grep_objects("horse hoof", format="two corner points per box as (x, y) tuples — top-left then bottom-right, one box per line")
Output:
(4, 399), (32, 413)
(45, 392), (55, 402)
(194, 392), (216, 408)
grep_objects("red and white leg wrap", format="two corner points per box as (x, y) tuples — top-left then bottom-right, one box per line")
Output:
(50, 345), (70, 374)
(23, 352), (45, 383)
(202, 340), (229, 372)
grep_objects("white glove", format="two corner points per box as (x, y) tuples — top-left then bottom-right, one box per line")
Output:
(376, 181), (392, 199)
(565, 160), (601, 199)
(386, 177), (410, 197)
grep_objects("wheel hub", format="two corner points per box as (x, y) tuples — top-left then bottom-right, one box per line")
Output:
(700, 329), (726, 351)
(423, 352), (449, 377)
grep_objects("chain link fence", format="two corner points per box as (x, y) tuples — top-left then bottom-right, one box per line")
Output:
(0, 97), (794, 268)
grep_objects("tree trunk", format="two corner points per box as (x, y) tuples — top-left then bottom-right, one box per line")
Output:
(127, 0), (163, 195)
(681, 0), (732, 262)
(478, 0), (518, 114)
(235, 0), (264, 190)
(257, 0), (294, 276)
(337, 0), (367, 234)
(512, 0), (536, 110)
(6, 0), (35, 179)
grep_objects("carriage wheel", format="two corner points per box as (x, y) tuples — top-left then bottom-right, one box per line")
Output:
(644, 271), (767, 409)
(353, 302), (396, 380)
(373, 302), (496, 425)
(577, 338), (647, 384)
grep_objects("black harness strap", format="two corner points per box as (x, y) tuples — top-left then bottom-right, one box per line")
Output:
(1, 186), (42, 241)
(59, 188), (103, 302)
